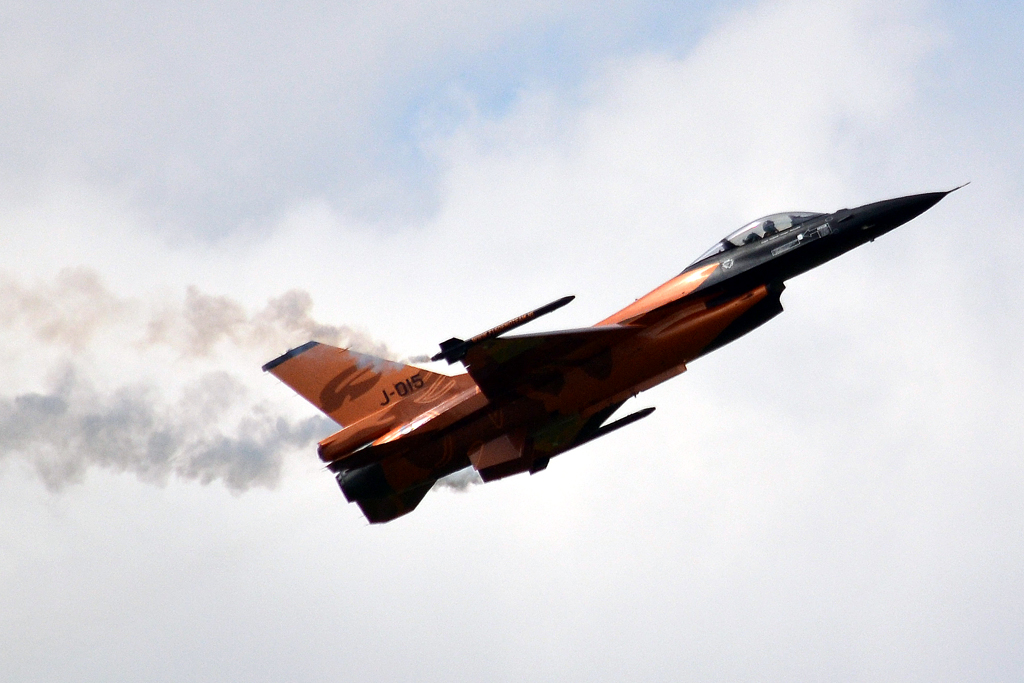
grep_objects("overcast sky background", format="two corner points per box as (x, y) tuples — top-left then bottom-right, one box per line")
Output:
(2, 0), (1023, 680)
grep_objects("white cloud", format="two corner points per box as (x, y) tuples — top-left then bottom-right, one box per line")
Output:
(2, 0), (1024, 681)
(0, 0), (728, 235)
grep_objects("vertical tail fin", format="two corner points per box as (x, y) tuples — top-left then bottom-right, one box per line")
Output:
(263, 342), (460, 428)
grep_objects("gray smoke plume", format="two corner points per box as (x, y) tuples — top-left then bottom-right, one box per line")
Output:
(433, 467), (483, 492)
(1, 267), (395, 359)
(0, 367), (335, 491)
(0, 269), (409, 491)
(0, 268), (133, 349)
(146, 286), (395, 359)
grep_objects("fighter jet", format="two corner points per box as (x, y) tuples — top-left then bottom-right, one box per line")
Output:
(264, 189), (958, 523)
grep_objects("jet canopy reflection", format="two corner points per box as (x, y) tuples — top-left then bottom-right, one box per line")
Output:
(692, 212), (823, 264)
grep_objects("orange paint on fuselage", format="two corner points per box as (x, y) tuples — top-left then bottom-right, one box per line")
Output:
(375, 280), (768, 489)
(544, 285), (767, 415)
(597, 262), (719, 325)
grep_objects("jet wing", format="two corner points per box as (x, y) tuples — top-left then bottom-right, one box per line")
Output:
(460, 325), (637, 399)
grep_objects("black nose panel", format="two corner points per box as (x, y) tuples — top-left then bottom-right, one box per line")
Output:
(859, 191), (949, 231)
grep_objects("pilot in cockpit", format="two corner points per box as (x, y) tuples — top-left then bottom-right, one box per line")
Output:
(762, 219), (778, 236)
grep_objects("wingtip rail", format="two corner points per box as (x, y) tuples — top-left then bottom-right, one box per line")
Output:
(431, 295), (575, 364)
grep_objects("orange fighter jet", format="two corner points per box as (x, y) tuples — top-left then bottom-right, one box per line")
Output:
(264, 190), (957, 523)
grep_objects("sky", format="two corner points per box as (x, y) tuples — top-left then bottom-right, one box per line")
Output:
(2, 0), (1023, 680)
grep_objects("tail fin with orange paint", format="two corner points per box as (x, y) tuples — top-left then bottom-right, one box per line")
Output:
(263, 342), (467, 462)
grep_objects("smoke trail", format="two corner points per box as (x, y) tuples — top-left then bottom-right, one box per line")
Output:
(0, 367), (334, 491)
(0, 268), (133, 349)
(146, 286), (395, 359)
(0, 269), (403, 491)
(433, 468), (483, 492)
(1, 267), (395, 359)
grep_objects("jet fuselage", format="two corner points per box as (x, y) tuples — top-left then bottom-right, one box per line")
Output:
(264, 190), (955, 522)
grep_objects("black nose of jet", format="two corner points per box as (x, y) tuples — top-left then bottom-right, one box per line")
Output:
(851, 190), (954, 236)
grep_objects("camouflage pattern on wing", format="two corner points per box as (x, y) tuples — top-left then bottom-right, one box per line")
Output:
(460, 325), (638, 400)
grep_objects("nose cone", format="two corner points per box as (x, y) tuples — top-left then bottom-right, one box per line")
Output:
(775, 187), (962, 283)
(847, 188), (958, 236)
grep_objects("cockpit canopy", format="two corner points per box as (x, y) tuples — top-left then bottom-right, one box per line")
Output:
(691, 212), (823, 264)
